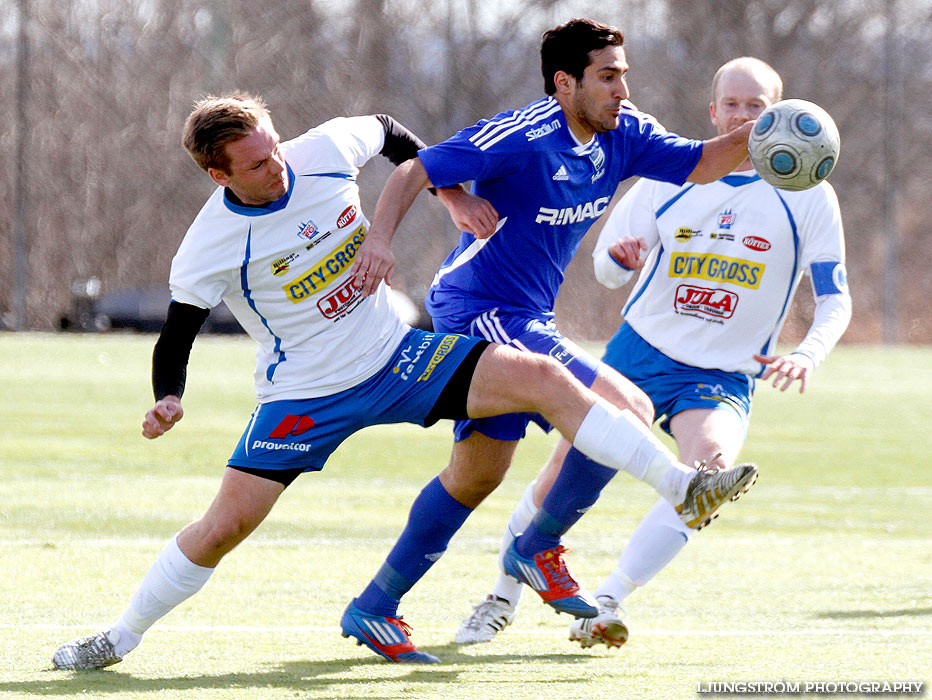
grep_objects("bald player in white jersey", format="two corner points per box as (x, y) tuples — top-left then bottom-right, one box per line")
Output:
(457, 57), (851, 648)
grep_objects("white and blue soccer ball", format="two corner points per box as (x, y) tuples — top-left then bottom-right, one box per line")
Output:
(748, 99), (840, 191)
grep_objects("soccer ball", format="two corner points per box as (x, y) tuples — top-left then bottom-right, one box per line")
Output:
(748, 99), (840, 191)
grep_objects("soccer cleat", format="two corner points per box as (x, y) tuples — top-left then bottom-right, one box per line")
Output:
(455, 595), (517, 644)
(676, 458), (758, 530)
(340, 599), (441, 663)
(569, 597), (629, 649)
(52, 629), (123, 670)
(502, 543), (597, 618)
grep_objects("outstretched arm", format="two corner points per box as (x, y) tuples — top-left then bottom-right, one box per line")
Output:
(687, 121), (754, 184)
(351, 157), (431, 296)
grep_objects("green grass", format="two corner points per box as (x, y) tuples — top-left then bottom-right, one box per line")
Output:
(0, 333), (930, 699)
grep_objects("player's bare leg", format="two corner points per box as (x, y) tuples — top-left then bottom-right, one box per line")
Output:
(439, 433), (519, 509)
(53, 469), (284, 670)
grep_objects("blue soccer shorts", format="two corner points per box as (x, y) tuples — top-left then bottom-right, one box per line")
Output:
(602, 323), (754, 436)
(431, 307), (600, 443)
(227, 328), (487, 478)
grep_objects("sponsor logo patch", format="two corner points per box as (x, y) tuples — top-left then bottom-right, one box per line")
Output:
(674, 284), (739, 319)
(669, 252), (764, 289)
(317, 277), (363, 320)
(418, 335), (458, 382)
(589, 145), (606, 182)
(710, 232), (735, 242)
(305, 229), (333, 251)
(743, 235), (771, 251)
(526, 118), (562, 141)
(296, 219), (318, 241)
(271, 252), (300, 277)
(337, 205), (357, 228)
(283, 225), (366, 303)
(675, 226), (702, 242)
(548, 340), (582, 367)
(536, 196), (610, 226)
(552, 164), (569, 181)
(268, 414), (315, 438)
(251, 440), (311, 453)
(718, 209), (736, 229)
(393, 334), (434, 381)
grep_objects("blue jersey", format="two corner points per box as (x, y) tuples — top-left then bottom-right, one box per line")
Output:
(421, 96), (704, 321)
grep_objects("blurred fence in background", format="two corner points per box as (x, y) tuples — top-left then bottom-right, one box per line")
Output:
(1, 0), (929, 343)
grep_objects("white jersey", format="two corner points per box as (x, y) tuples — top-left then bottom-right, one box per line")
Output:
(169, 116), (408, 402)
(593, 171), (850, 375)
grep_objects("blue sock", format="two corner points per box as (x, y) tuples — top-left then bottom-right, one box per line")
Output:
(515, 448), (616, 558)
(355, 477), (472, 617)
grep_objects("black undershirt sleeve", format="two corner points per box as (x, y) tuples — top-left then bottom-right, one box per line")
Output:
(374, 114), (437, 195)
(151, 301), (210, 401)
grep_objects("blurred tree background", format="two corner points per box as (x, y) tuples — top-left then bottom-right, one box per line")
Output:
(1, 0), (929, 343)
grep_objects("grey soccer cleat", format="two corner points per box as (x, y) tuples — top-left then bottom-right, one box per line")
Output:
(52, 629), (123, 670)
(569, 597), (629, 648)
(676, 458), (758, 530)
(455, 595), (517, 644)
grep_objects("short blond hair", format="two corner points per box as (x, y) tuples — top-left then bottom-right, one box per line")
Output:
(182, 93), (271, 173)
(711, 57), (783, 105)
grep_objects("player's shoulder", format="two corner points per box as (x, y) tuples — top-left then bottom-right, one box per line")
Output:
(282, 119), (345, 158)
(464, 96), (567, 152)
(771, 178), (840, 209)
(184, 189), (247, 240)
(616, 100), (668, 134)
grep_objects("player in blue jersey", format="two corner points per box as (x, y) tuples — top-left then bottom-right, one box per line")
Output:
(347, 18), (759, 654)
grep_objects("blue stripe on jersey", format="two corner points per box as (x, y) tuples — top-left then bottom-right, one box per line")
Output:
(757, 190), (800, 370)
(655, 184), (696, 218)
(239, 225), (287, 381)
(720, 174), (762, 187)
(300, 172), (355, 181)
(223, 164), (296, 216)
(623, 244), (665, 317)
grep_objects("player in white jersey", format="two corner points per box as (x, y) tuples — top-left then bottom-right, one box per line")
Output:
(51, 93), (762, 670)
(456, 57), (851, 647)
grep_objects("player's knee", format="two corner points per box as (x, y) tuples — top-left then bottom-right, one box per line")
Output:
(524, 355), (572, 398)
(197, 512), (256, 554)
(629, 389), (654, 426)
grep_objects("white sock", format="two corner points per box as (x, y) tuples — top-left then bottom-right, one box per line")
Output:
(573, 402), (694, 504)
(595, 498), (693, 602)
(490, 481), (538, 605)
(110, 536), (214, 657)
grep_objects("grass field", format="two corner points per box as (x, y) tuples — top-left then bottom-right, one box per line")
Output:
(0, 332), (929, 700)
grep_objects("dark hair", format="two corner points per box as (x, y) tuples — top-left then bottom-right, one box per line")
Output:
(540, 19), (625, 95)
(182, 93), (271, 173)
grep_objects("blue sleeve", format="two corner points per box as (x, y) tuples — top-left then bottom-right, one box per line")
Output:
(418, 124), (522, 188)
(621, 116), (703, 186)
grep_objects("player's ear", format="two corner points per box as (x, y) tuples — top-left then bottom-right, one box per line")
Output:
(709, 102), (718, 127)
(208, 167), (230, 188)
(553, 70), (575, 95)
